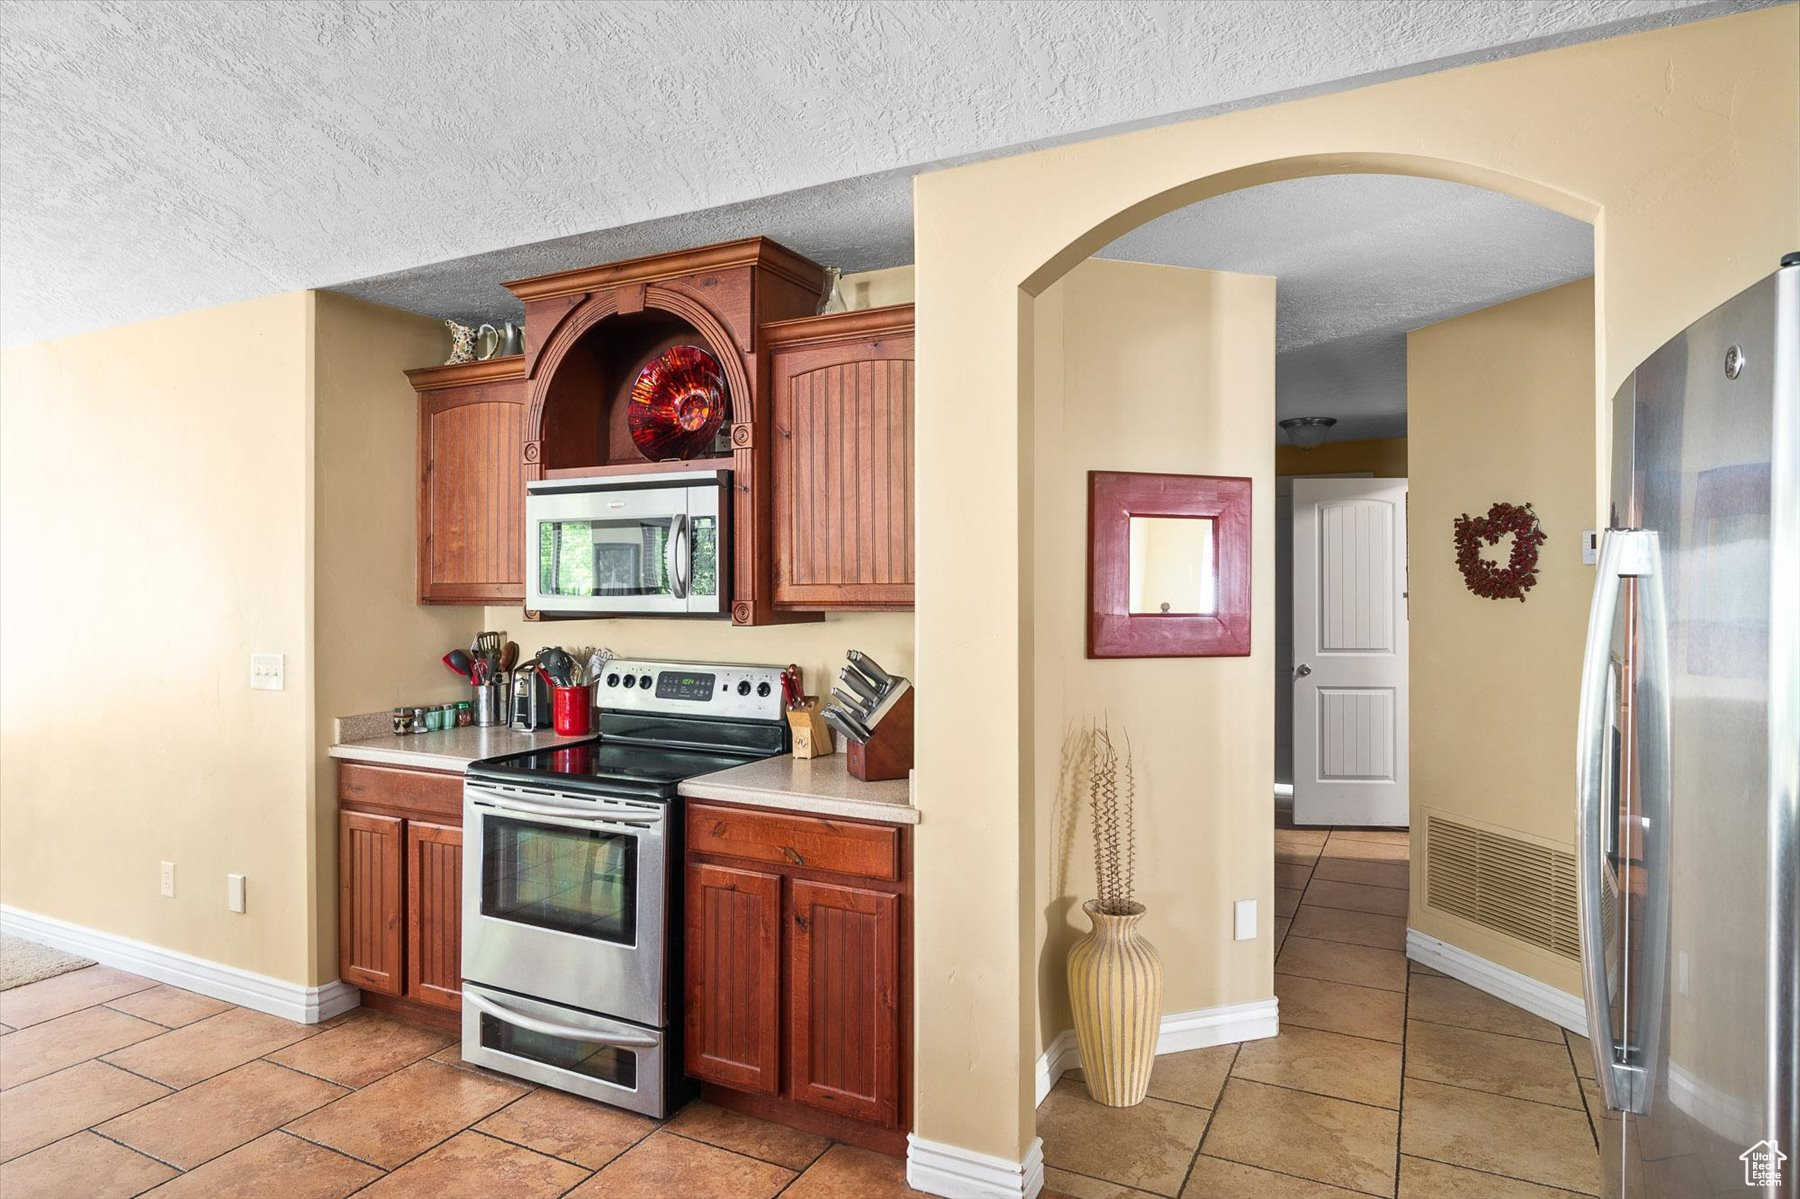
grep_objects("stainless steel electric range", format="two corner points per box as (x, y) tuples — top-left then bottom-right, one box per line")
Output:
(460, 658), (790, 1117)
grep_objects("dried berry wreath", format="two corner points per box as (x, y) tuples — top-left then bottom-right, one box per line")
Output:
(1453, 501), (1547, 601)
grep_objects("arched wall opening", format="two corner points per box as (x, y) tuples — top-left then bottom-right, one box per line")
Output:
(903, 7), (1794, 1184)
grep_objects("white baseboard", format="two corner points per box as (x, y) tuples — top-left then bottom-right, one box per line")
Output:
(1405, 928), (1585, 1036)
(1, 905), (360, 1025)
(1034, 996), (1280, 1106)
(907, 1134), (1045, 1199)
(1668, 1060), (1758, 1144)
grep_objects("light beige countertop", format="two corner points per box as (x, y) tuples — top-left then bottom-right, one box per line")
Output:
(679, 753), (918, 826)
(328, 723), (590, 772)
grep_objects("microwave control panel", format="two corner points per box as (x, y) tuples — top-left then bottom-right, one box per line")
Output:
(598, 658), (786, 722)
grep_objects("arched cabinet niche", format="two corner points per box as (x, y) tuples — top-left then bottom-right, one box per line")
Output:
(505, 239), (829, 625)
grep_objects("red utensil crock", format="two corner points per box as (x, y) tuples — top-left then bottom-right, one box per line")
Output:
(552, 685), (593, 736)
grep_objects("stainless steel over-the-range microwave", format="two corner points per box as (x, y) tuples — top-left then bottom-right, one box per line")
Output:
(525, 470), (729, 616)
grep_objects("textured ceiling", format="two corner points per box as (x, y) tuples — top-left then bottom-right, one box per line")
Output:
(1099, 175), (1596, 440)
(0, 0), (1759, 348)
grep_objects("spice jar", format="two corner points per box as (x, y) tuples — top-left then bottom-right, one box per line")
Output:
(391, 707), (412, 736)
(455, 701), (473, 728)
(410, 707), (428, 734)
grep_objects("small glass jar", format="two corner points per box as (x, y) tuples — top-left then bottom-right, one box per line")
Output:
(438, 703), (458, 730)
(424, 706), (443, 732)
(391, 707), (412, 736)
(455, 701), (473, 728)
(409, 707), (428, 734)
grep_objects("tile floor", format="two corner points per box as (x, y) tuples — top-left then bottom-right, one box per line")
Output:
(0, 968), (926, 1198)
(1, 820), (1603, 1199)
(1034, 817), (1606, 1199)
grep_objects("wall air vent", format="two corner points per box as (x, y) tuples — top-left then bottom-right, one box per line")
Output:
(1425, 813), (1589, 960)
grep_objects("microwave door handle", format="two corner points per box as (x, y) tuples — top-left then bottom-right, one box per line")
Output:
(665, 514), (689, 600)
(463, 989), (660, 1049)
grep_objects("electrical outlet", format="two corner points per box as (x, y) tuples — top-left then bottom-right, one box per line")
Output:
(159, 861), (175, 898)
(1582, 530), (1599, 565)
(1233, 898), (1257, 941)
(227, 873), (247, 914)
(250, 653), (285, 691)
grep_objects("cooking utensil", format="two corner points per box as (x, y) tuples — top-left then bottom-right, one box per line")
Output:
(499, 641), (519, 673)
(831, 686), (872, 717)
(822, 707), (870, 744)
(838, 666), (881, 706)
(443, 650), (473, 679)
(847, 650), (896, 689)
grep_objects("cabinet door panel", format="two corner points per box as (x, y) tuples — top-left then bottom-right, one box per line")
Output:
(339, 812), (404, 995)
(406, 821), (463, 1010)
(685, 863), (782, 1093)
(770, 318), (914, 610)
(418, 376), (527, 604)
(788, 879), (901, 1126)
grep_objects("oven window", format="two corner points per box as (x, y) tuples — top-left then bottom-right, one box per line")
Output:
(538, 518), (671, 598)
(481, 815), (638, 945)
(479, 1013), (638, 1089)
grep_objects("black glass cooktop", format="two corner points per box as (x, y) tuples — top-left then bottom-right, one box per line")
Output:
(467, 712), (789, 800)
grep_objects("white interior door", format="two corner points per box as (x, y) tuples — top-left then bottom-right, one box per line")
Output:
(1292, 478), (1409, 826)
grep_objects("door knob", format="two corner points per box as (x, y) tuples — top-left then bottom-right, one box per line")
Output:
(1294, 664), (1312, 678)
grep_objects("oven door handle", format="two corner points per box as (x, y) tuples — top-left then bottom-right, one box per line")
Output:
(464, 989), (660, 1049)
(666, 513), (690, 601)
(470, 793), (663, 830)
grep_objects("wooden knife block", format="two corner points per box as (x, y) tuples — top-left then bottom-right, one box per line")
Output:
(848, 686), (914, 782)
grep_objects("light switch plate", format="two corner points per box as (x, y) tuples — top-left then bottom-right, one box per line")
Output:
(250, 653), (284, 691)
(227, 873), (247, 914)
(160, 861), (175, 898)
(1233, 898), (1257, 941)
(1582, 530), (1599, 565)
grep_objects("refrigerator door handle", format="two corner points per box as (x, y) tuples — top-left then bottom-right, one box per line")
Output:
(1577, 527), (1668, 1116)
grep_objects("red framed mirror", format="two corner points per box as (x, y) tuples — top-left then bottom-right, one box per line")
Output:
(1087, 470), (1251, 658)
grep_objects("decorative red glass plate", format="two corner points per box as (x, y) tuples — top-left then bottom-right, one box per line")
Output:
(628, 345), (728, 460)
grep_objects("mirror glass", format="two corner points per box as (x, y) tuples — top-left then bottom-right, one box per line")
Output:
(1127, 516), (1216, 614)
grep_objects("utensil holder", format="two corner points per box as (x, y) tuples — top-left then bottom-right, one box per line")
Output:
(552, 684), (593, 736)
(785, 698), (834, 759)
(848, 685), (914, 782)
(474, 683), (505, 727)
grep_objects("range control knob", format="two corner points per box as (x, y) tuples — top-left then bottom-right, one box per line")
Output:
(640, 675), (654, 691)
(621, 675), (636, 689)
(736, 680), (753, 696)
(605, 673), (620, 688)
(756, 681), (772, 698)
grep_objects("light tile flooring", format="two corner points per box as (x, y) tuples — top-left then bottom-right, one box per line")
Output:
(0, 968), (925, 1198)
(1035, 821), (1606, 1199)
(2, 825), (1605, 1199)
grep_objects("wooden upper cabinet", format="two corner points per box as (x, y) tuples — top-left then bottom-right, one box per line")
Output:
(684, 862), (782, 1094)
(764, 306), (915, 610)
(339, 810), (404, 996)
(788, 878), (902, 1126)
(406, 821), (463, 1010)
(407, 357), (528, 605)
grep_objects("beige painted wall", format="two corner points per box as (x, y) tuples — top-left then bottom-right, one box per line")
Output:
(1406, 279), (1596, 994)
(1, 294), (318, 981)
(911, 7), (1796, 1162)
(310, 292), (475, 982)
(1277, 437), (1407, 477)
(1031, 260), (1275, 1055)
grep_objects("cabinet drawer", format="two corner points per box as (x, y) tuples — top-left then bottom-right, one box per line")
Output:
(686, 802), (899, 882)
(338, 761), (462, 822)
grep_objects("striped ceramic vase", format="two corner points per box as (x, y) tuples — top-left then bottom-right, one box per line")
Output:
(1067, 899), (1163, 1106)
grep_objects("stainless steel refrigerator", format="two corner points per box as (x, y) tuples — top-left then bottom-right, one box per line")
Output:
(1578, 255), (1798, 1198)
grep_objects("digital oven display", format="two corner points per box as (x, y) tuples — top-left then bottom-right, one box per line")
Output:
(655, 671), (716, 702)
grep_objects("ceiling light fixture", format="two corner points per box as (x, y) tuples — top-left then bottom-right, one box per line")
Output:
(1279, 417), (1337, 450)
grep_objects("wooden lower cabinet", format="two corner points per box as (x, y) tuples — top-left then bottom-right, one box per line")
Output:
(336, 762), (464, 1027)
(684, 863), (782, 1093)
(788, 879), (901, 1126)
(684, 800), (910, 1142)
(406, 821), (463, 1010)
(338, 811), (403, 994)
